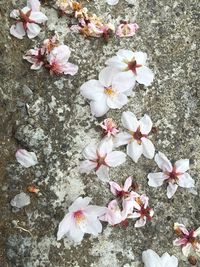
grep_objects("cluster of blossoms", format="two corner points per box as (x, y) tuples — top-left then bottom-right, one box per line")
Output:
(23, 36), (78, 75)
(56, 0), (138, 39)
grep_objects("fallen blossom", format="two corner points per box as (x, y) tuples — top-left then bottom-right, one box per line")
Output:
(80, 67), (133, 117)
(10, 192), (31, 209)
(106, 49), (154, 88)
(27, 185), (40, 194)
(142, 249), (178, 267)
(109, 176), (132, 197)
(79, 138), (126, 181)
(15, 149), (38, 168)
(10, 0), (48, 39)
(116, 22), (139, 37)
(100, 199), (126, 225)
(173, 223), (200, 257)
(23, 47), (46, 70)
(148, 152), (195, 198)
(100, 118), (119, 138)
(116, 111), (155, 162)
(57, 196), (106, 242)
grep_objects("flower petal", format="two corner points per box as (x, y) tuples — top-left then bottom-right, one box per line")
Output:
(96, 165), (110, 182)
(134, 51), (147, 65)
(142, 249), (161, 267)
(105, 151), (126, 167)
(10, 23), (25, 39)
(15, 149), (38, 168)
(90, 98), (109, 117)
(139, 114), (153, 135)
(182, 243), (192, 257)
(29, 11), (48, 23)
(160, 252), (178, 267)
(141, 138), (155, 159)
(121, 111), (139, 131)
(79, 160), (97, 174)
(155, 152), (173, 172)
(106, 93), (128, 109)
(109, 181), (122, 196)
(98, 138), (113, 156)
(62, 62), (78, 75)
(123, 176), (132, 191)
(136, 66), (154, 86)
(127, 141), (143, 163)
(57, 213), (72, 241)
(167, 183), (178, 199)
(115, 132), (132, 147)
(98, 67), (119, 87)
(69, 224), (84, 242)
(174, 159), (189, 173)
(177, 173), (195, 188)
(68, 196), (91, 212)
(83, 144), (98, 160)
(135, 217), (146, 227)
(80, 80), (104, 101)
(27, 23), (41, 39)
(112, 71), (136, 91)
(147, 172), (166, 187)
(27, 0), (41, 11)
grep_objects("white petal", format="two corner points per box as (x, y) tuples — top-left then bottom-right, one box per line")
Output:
(83, 144), (98, 160)
(69, 224), (84, 242)
(90, 98), (109, 117)
(123, 176), (132, 191)
(134, 51), (147, 65)
(80, 80), (104, 100)
(155, 152), (173, 172)
(142, 249), (162, 267)
(105, 56), (127, 69)
(106, 0), (119, 5)
(10, 9), (20, 19)
(57, 213), (72, 241)
(68, 196), (91, 212)
(112, 71), (135, 92)
(115, 132), (132, 147)
(105, 151), (126, 167)
(141, 138), (155, 159)
(98, 138), (113, 157)
(10, 23), (25, 39)
(182, 243), (192, 257)
(15, 149), (38, 168)
(84, 215), (103, 235)
(98, 67), (119, 87)
(167, 183), (178, 199)
(85, 205), (107, 217)
(161, 252), (178, 267)
(174, 159), (189, 173)
(135, 217), (146, 227)
(147, 172), (166, 187)
(79, 160), (97, 174)
(27, 0), (41, 11)
(177, 173), (195, 188)
(62, 63), (78, 76)
(136, 66), (154, 86)
(121, 111), (139, 131)
(127, 141), (143, 163)
(106, 93), (128, 109)
(139, 114), (153, 135)
(117, 49), (135, 62)
(96, 165), (110, 182)
(27, 23), (41, 38)
(29, 11), (48, 23)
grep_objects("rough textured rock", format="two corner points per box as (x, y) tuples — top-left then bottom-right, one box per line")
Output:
(0, 0), (199, 266)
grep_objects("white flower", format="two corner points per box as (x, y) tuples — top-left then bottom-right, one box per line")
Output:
(148, 152), (195, 198)
(10, 0), (48, 39)
(23, 47), (46, 70)
(79, 138), (126, 181)
(105, 49), (154, 88)
(57, 196), (106, 242)
(142, 249), (178, 267)
(106, 0), (119, 5)
(116, 111), (155, 162)
(15, 149), (38, 168)
(80, 67), (133, 117)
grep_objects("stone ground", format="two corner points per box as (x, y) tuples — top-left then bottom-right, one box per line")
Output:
(0, 0), (200, 266)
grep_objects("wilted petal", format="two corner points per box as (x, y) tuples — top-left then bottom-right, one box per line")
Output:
(141, 138), (155, 159)
(121, 111), (139, 131)
(167, 183), (178, 198)
(182, 243), (192, 257)
(127, 141), (143, 163)
(173, 237), (188, 246)
(174, 159), (189, 173)
(136, 66), (154, 86)
(155, 152), (173, 172)
(177, 173), (195, 188)
(112, 71), (135, 92)
(147, 172), (166, 187)
(139, 114), (153, 135)
(174, 222), (189, 235)
(15, 149), (38, 168)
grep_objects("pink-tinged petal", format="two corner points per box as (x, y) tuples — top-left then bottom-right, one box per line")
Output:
(140, 195), (149, 208)
(83, 144), (98, 160)
(167, 183), (178, 199)
(109, 181), (122, 196)
(142, 249), (162, 267)
(173, 237), (188, 246)
(10, 9), (20, 19)
(79, 160), (97, 174)
(105, 151), (126, 167)
(62, 62), (78, 75)
(50, 45), (71, 61)
(85, 205), (107, 217)
(68, 196), (92, 212)
(112, 71), (135, 92)
(27, 0), (41, 11)
(98, 67), (119, 87)
(136, 66), (154, 86)
(177, 173), (195, 188)
(155, 152), (173, 172)
(139, 114), (153, 135)
(127, 141), (143, 163)
(123, 176), (132, 191)
(134, 51), (147, 65)
(147, 172), (166, 187)
(57, 213), (72, 241)
(115, 132), (132, 147)
(68, 223), (84, 242)
(80, 80), (104, 101)
(141, 138), (155, 159)
(174, 223), (189, 235)
(160, 253), (178, 267)
(130, 212), (141, 219)
(116, 23), (138, 38)
(15, 149), (38, 168)
(122, 197), (134, 217)
(135, 217), (146, 227)
(31, 61), (44, 70)
(174, 159), (189, 173)
(106, 93), (128, 109)
(84, 215), (103, 235)
(98, 138), (113, 157)
(29, 11), (48, 23)
(182, 243), (192, 257)
(101, 201), (123, 225)
(10, 23), (25, 39)
(96, 165), (109, 181)
(27, 23), (41, 39)
(106, 0), (119, 5)
(90, 98), (109, 117)
(121, 111), (139, 131)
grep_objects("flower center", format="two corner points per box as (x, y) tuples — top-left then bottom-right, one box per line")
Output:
(104, 86), (115, 96)
(19, 9), (36, 30)
(132, 128), (147, 144)
(166, 167), (182, 183)
(127, 59), (142, 74)
(140, 206), (153, 221)
(74, 210), (85, 224)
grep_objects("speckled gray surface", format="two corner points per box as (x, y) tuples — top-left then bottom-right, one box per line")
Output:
(0, 0), (200, 266)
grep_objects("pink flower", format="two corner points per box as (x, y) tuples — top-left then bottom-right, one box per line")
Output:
(79, 138), (126, 181)
(109, 176), (132, 197)
(23, 47), (46, 70)
(148, 152), (195, 198)
(10, 0), (48, 39)
(116, 111), (155, 163)
(15, 149), (38, 168)
(116, 22), (139, 37)
(173, 223), (200, 257)
(100, 200), (126, 226)
(100, 118), (119, 138)
(128, 194), (154, 227)
(47, 45), (78, 75)
(57, 196), (106, 242)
